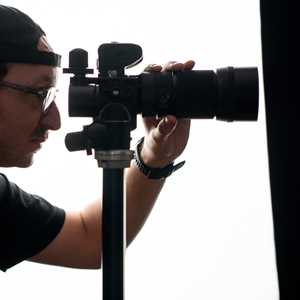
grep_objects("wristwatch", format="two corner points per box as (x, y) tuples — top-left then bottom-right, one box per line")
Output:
(134, 137), (185, 180)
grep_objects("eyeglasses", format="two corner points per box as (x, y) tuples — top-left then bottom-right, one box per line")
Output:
(0, 81), (58, 112)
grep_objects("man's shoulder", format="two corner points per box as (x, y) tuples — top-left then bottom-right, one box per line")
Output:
(0, 173), (8, 182)
(0, 173), (9, 200)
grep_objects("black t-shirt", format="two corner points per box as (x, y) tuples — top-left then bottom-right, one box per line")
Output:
(0, 173), (65, 272)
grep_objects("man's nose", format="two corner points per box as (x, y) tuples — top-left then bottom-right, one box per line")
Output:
(40, 102), (61, 130)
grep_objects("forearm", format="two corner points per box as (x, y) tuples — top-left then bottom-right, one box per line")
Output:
(82, 161), (165, 247)
(125, 161), (165, 245)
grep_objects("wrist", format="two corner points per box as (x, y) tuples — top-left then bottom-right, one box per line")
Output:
(140, 145), (173, 168)
(134, 137), (185, 180)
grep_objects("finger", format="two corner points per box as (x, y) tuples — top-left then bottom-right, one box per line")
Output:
(183, 60), (195, 70)
(162, 61), (195, 72)
(143, 116), (162, 132)
(144, 64), (163, 73)
(176, 118), (191, 132)
(162, 61), (182, 72)
(151, 115), (177, 142)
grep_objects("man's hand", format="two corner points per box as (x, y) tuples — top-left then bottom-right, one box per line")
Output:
(141, 60), (195, 168)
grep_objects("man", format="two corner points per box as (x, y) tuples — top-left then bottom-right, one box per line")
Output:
(0, 5), (194, 272)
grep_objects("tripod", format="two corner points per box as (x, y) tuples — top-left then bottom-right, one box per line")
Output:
(95, 114), (133, 300)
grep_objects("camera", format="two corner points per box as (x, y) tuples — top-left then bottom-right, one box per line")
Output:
(63, 42), (259, 152)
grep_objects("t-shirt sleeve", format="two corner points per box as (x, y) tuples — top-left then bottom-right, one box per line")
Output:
(0, 173), (66, 272)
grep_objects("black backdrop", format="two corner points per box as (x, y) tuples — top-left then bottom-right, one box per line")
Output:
(260, 0), (292, 298)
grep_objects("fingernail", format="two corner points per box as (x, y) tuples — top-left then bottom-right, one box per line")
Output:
(162, 117), (174, 132)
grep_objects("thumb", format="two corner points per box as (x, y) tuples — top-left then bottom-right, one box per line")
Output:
(151, 116), (177, 142)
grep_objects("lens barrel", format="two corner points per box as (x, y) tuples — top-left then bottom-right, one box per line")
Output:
(141, 67), (259, 121)
(216, 67), (259, 121)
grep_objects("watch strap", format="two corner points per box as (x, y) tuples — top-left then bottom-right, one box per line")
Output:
(134, 137), (185, 179)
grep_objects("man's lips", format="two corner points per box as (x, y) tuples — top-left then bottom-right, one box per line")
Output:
(30, 132), (49, 144)
(32, 136), (47, 144)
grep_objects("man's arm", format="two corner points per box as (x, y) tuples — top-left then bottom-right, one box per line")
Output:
(29, 60), (195, 269)
(29, 162), (165, 269)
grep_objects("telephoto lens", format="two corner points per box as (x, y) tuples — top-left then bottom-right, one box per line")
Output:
(140, 67), (259, 121)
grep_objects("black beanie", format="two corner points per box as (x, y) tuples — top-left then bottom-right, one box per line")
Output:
(0, 5), (61, 66)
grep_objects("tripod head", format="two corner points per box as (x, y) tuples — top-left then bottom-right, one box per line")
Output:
(63, 43), (144, 167)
